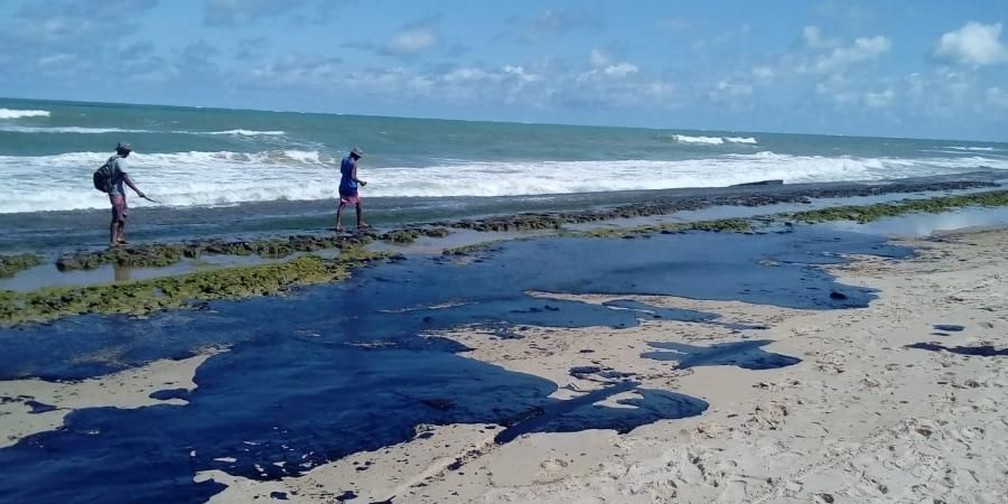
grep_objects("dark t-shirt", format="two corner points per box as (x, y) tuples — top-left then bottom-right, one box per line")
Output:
(339, 156), (357, 195)
(105, 155), (128, 195)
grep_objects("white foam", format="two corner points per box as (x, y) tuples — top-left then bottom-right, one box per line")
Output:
(672, 134), (758, 145)
(724, 136), (758, 144)
(943, 145), (999, 152)
(0, 108), (51, 119)
(0, 125), (286, 136)
(1, 150), (1006, 214)
(203, 129), (286, 136)
(0, 126), (148, 134)
(672, 134), (725, 145)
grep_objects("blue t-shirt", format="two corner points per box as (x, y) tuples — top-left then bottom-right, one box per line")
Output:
(339, 156), (357, 195)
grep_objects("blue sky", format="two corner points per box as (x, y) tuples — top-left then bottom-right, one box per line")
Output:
(1, 0), (1006, 141)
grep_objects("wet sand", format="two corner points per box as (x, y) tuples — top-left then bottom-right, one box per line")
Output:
(0, 349), (222, 449)
(199, 226), (1008, 503)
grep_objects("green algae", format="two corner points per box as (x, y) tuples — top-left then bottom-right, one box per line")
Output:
(53, 227), (455, 272)
(56, 234), (376, 271)
(787, 190), (1008, 224)
(1, 248), (394, 326)
(432, 179), (995, 233)
(441, 240), (507, 256)
(684, 218), (754, 233)
(8, 188), (1008, 327)
(573, 190), (1008, 238)
(578, 218), (756, 239)
(46, 185), (1008, 272)
(383, 229), (423, 244)
(0, 254), (43, 279)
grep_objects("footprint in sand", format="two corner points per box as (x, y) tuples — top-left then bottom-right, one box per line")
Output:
(534, 458), (570, 483)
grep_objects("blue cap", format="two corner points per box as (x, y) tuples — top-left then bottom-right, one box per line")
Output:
(350, 147), (364, 157)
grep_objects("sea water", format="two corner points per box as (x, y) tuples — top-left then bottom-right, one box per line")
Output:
(1, 97), (1007, 253)
(2, 97), (1007, 214)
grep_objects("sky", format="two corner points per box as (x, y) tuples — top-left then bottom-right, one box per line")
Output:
(1, 0), (1006, 141)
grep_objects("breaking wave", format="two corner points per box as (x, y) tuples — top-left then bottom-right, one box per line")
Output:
(672, 134), (758, 145)
(1, 149), (1006, 214)
(0, 109), (51, 120)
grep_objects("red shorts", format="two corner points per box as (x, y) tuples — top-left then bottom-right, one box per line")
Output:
(110, 193), (128, 222)
(339, 192), (360, 205)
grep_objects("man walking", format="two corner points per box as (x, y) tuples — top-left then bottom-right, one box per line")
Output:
(335, 147), (368, 231)
(102, 142), (146, 246)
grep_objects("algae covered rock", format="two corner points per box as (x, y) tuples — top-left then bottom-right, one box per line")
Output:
(2, 249), (395, 327)
(0, 254), (43, 278)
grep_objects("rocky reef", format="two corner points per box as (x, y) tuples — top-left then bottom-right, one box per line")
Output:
(0, 254), (42, 279)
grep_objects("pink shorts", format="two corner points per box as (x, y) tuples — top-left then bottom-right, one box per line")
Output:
(110, 194), (128, 222)
(339, 193), (360, 205)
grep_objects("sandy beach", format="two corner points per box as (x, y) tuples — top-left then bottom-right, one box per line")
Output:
(2, 217), (1007, 503)
(182, 226), (1007, 503)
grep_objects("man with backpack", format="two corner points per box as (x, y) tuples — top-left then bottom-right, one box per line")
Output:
(94, 142), (146, 247)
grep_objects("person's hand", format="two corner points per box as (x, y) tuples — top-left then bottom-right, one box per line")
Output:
(138, 192), (146, 199)
(360, 180), (367, 187)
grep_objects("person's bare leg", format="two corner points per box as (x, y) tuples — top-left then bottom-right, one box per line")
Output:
(117, 221), (127, 244)
(356, 201), (366, 228)
(110, 219), (118, 247)
(335, 202), (346, 231)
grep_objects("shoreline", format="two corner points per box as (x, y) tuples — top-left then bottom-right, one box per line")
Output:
(0, 170), (1002, 254)
(2, 184), (1008, 327)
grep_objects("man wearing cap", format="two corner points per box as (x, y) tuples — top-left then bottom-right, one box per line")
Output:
(105, 141), (146, 246)
(335, 147), (368, 231)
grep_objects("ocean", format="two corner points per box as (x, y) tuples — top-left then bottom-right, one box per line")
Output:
(2, 96), (1007, 252)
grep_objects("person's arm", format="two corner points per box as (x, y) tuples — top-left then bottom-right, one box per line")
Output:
(351, 164), (367, 186)
(122, 173), (146, 198)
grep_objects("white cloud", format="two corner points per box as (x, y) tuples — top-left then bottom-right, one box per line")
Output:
(582, 49), (638, 80)
(645, 81), (677, 101)
(603, 62), (639, 78)
(832, 91), (860, 106)
(708, 79), (753, 104)
(751, 66), (775, 82)
(385, 26), (440, 55)
(693, 24), (751, 51)
(443, 67), (499, 85)
(803, 26), (838, 49)
(248, 55), (344, 87)
(933, 22), (1008, 66)
(864, 88), (895, 108)
(40, 17), (89, 40)
(812, 35), (891, 74)
(38, 53), (76, 67)
(590, 48), (610, 67)
(776, 28), (891, 79)
(205, 0), (304, 26)
(318, 57), (674, 112)
(334, 63), (547, 106)
(814, 75), (844, 97)
(902, 69), (979, 118)
(503, 65), (539, 82)
(813, 75), (895, 109)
